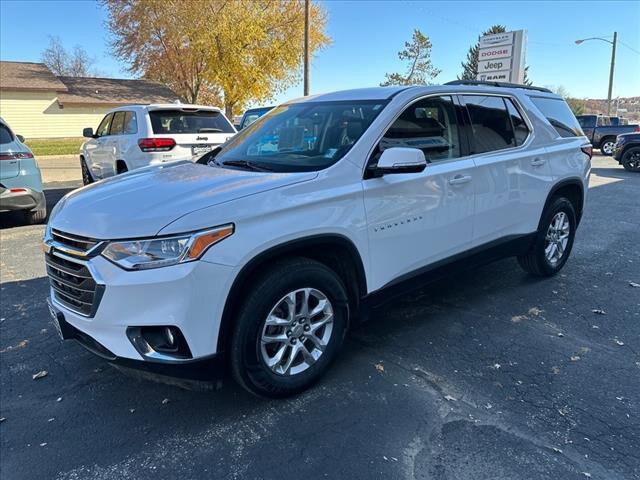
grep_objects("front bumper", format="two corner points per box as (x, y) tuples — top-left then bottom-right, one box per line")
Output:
(45, 247), (235, 370)
(613, 143), (624, 161)
(0, 187), (45, 212)
(49, 303), (226, 381)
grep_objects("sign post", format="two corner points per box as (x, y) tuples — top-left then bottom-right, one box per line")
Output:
(476, 30), (527, 83)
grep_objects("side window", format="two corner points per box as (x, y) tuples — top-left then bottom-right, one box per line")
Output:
(96, 114), (113, 137)
(505, 99), (530, 146)
(463, 95), (515, 154)
(109, 112), (126, 135)
(577, 116), (596, 129)
(378, 95), (461, 163)
(123, 111), (138, 134)
(529, 97), (584, 138)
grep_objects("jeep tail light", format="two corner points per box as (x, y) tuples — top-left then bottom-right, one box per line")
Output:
(138, 138), (176, 152)
(635, 126), (640, 132)
(581, 146), (593, 159)
(0, 152), (34, 160)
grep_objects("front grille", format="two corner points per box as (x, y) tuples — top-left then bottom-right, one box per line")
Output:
(46, 252), (103, 316)
(51, 229), (100, 254)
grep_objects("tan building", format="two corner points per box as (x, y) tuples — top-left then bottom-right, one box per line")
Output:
(0, 61), (179, 139)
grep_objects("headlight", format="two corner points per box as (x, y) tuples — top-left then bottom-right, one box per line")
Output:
(102, 224), (234, 270)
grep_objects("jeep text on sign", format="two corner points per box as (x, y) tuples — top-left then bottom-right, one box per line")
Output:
(479, 44), (513, 60)
(479, 58), (512, 73)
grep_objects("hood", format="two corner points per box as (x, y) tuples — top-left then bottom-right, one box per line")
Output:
(50, 162), (316, 239)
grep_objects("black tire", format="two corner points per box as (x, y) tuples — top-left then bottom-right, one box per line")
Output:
(24, 208), (47, 225)
(518, 197), (577, 277)
(600, 138), (616, 156)
(621, 146), (640, 172)
(81, 157), (93, 185)
(116, 161), (128, 174)
(230, 257), (349, 398)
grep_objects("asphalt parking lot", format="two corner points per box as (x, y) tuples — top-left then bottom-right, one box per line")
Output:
(1, 154), (638, 480)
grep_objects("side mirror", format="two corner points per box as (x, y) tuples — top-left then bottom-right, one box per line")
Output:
(375, 147), (427, 176)
(83, 127), (95, 138)
(16, 134), (25, 143)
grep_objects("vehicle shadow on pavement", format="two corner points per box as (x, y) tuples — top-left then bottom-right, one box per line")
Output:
(591, 166), (637, 179)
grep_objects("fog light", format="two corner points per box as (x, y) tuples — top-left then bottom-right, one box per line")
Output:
(126, 326), (192, 360)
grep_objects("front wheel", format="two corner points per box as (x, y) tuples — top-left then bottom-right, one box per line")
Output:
(518, 197), (577, 277)
(230, 258), (349, 398)
(600, 139), (615, 156)
(621, 146), (640, 172)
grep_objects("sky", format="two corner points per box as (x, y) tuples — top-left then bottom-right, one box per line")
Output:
(1, 0), (639, 106)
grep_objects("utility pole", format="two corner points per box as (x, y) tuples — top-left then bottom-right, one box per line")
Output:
(575, 32), (617, 116)
(607, 31), (617, 116)
(304, 0), (310, 96)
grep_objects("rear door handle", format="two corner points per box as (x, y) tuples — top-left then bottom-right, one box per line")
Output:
(449, 174), (472, 185)
(531, 158), (546, 166)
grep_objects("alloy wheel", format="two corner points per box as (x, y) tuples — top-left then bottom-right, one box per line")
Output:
(545, 211), (570, 266)
(602, 141), (615, 155)
(260, 288), (334, 376)
(624, 151), (640, 171)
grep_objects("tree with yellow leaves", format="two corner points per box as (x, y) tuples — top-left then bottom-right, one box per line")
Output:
(104, 0), (330, 117)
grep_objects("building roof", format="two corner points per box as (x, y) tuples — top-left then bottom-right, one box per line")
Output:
(0, 61), (68, 91)
(0, 61), (179, 105)
(56, 76), (179, 106)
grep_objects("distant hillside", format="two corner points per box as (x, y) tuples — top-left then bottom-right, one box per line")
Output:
(574, 96), (640, 122)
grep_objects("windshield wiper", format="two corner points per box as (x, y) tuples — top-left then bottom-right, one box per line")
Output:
(199, 128), (223, 133)
(219, 160), (273, 172)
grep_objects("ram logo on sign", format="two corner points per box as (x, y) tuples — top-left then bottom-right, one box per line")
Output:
(476, 30), (527, 84)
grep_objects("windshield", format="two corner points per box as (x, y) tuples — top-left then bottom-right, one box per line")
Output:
(149, 109), (235, 134)
(214, 101), (387, 172)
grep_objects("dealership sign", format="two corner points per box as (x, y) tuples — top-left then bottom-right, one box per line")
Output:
(476, 30), (527, 84)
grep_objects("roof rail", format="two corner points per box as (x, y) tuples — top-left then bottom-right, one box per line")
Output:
(444, 80), (553, 94)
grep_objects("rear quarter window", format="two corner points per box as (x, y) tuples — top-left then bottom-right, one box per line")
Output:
(0, 124), (14, 145)
(530, 97), (584, 138)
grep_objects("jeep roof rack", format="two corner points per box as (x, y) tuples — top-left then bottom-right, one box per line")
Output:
(444, 80), (553, 94)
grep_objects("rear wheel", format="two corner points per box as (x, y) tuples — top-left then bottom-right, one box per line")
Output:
(600, 138), (616, 156)
(518, 197), (576, 277)
(81, 158), (93, 185)
(230, 258), (349, 398)
(116, 161), (128, 174)
(621, 146), (640, 172)
(24, 208), (46, 225)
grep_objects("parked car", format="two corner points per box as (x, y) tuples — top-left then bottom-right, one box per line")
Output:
(238, 106), (274, 130)
(45, 82), (591, 397)
(613, 132), (640, 172)
(80, 104), (236, 185)
(0, 118), (46, 224)
(576, 114), (639, 155)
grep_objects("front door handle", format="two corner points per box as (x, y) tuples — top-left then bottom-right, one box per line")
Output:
(531, 158), (546, 166)
(449, 174), (472, 185)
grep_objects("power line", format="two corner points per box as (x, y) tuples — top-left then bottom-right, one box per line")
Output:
(618, 39), (640, 55)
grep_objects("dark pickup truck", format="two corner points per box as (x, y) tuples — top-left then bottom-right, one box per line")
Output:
(576, 115), (639, 155)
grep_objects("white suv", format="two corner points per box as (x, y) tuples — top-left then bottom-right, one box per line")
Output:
(45, 82), (591, 397)
(79, 104), (236, 184)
